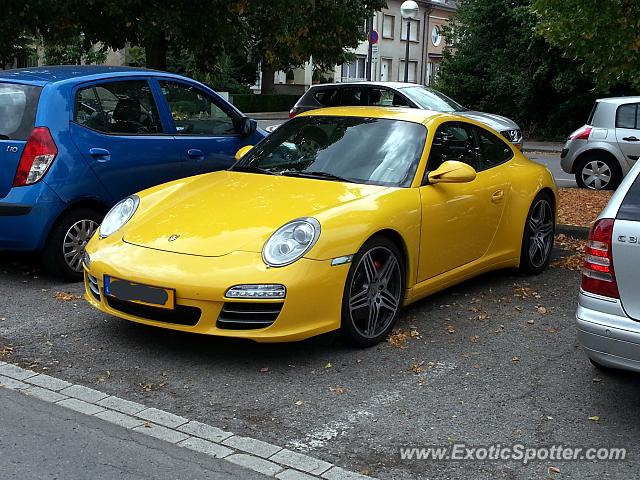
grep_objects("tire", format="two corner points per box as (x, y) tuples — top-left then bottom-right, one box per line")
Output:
(575, 153), (622, 190)
(519, 192), (555, 275)
(340, 236), (406, 347)
(42, 207), (102, 282)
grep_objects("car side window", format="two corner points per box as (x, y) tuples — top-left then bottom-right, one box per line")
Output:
(427, 122), (480, 172)
(616, 104), (639, 129)
(74, 80), (162, 135)
(314, 88), (341, 107)
(339, 87), (367, 106)
(159, 81), (237, 136)
(368, 88), (395, 107)
(476, 126), (513, 169)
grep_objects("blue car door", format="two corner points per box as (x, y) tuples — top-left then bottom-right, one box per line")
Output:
(69, 78), (181, 202)
(153, 79), (254, 176)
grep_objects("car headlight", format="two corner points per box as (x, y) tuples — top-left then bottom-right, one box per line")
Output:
(262, 218), (321, 267)
(99, 196), (139, 238)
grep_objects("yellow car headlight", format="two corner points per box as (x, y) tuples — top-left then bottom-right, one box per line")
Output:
(262, 218), (321, 267)
(100, 195), (139, 238)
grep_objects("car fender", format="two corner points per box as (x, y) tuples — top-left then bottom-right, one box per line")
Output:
(571, 141), (630, 175)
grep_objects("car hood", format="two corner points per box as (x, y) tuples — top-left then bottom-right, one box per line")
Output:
(123, 171), (388, 257)
(458, 111), (519, 131)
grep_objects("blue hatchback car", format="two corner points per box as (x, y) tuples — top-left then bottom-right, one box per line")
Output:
(0, 66), (266, 280)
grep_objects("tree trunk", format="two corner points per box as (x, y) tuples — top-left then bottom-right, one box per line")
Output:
(145, 36), (167, 71)
(261, 62), (276, 94)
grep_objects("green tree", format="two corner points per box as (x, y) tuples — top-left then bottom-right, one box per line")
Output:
(534, 0), (640, 90)
(0, 1), (41, 67)
(44, 36), (107, 65)
(436, 0), (597, 139)
(243, 0), (385, 93)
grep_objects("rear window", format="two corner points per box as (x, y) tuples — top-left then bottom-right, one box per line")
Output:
(313, 88), (341, 107)
(617, 174), (640, 221)
(0, 83), (41, 140)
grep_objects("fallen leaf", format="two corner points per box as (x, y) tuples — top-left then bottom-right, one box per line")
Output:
(295, 400), (304, 406)
(537, 306), (547, 315)
(527, 319), (535, 325)
(512, 357), (520, 362)
(588, 415), (600, 422)
(592, 377), (602, 383)
(329, 386), (347, 394)
(446, 325), (456, 334)
(469, 335), (480, 343)
(54, 292), (81, 301)
(324, 362), (332, 369)
(548, 466), (561, 474)
(408, 362), (424, 374)
(259, 367), (269, 373)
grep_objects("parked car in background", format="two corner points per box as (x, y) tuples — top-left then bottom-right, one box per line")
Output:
(577, 158), (640, 372)
(289, 82), (523, 149)
(83, 107), (555, 347)
(561, 97), (640, 190)
(0, 66), (265, 280)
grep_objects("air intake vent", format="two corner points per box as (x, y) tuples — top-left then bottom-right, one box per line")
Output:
(217, 302), (284, 330)
(87, 273), (100, 301)
(105, 297), (201, 326)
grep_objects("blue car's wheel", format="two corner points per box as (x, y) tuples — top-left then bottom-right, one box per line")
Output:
(43, 207), (102, 282)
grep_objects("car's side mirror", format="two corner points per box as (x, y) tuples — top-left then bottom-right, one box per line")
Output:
(240, 117), (257, 136)
(426, 160), (476, 185)
(235, 145), (254, 161)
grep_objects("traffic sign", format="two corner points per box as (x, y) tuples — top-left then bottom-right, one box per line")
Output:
(371, 45), (379, 62)
(368, 30), (379, 45)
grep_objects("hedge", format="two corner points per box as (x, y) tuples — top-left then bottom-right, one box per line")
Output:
(231, 94), (300, 113)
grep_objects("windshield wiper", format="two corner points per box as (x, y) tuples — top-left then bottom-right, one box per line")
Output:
(232, 165), (276, 175)
(281, 170), (354, 183)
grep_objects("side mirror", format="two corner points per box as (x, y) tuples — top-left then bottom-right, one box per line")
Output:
(240, 117), (257, 136)
(427, 161), (476, 185)
(235, 145), (254, 161)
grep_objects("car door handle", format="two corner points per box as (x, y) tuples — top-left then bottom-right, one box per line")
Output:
(187, 149), (204, 159)
(89, 148), (111, 162)
(491, 190), (504, 202)
(623, 136), (640, 142)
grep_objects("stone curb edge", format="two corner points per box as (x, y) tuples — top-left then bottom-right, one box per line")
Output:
(556, 224), (589, 240)
(0, 362), (375, 480)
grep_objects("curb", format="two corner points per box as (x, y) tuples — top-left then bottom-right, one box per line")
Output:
(0, 362), (375, 480)
(556, 224), (589, 240)
(523, 147), (562, 154)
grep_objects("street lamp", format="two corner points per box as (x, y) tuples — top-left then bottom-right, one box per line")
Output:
(400, 0), (419, 82)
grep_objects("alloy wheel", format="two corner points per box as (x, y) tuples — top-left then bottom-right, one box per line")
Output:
(581, 160), (612, 190)
(527, 199), (554, 268)
(62, 219), (98, 273)
(348, 246), (402, 339)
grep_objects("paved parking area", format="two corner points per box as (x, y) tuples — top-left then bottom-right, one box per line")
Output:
(1, 247), (638, 480)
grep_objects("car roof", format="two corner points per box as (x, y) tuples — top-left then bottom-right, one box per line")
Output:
(310, 81), (421, 90)
(0, 65), (177, 85)
(298, 106), (451, 124)
(597, 96), (640, 105)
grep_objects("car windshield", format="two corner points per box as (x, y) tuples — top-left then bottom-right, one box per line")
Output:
(233, 116), (427, 187)
(399, 86), (465, 112)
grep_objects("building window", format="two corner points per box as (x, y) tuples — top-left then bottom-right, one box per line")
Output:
(427, 61), (441, 85)
(432, 26), (442, 47)
(382, 14), (395, 39)
(398, 60), (418, 83)
(341, 55), (367, 82)
(400, 19), (420, 42)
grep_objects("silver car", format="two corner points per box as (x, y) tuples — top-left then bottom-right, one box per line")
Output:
(289, 82), (523, 149)
(561, 97), (640, 190)
(577, 157), (640, 372)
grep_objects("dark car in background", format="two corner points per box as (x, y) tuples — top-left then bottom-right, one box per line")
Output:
(0, 66), (265, 280)
(289, 81), (523, 149)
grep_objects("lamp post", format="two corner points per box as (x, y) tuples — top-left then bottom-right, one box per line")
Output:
(400, 0), (419, 82)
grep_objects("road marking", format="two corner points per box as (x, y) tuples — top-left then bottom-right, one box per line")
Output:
(0, 361), (375, 479)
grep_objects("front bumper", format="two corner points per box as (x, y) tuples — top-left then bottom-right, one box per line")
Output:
(575, 290), (640, 372)
(83, 240), (349, 342)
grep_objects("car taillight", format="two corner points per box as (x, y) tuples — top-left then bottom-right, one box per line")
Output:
(582, 218), (619, 298)
(289, 107), (300, 119)
(13, 127), (58, 187)
(568, 125), (592, 141)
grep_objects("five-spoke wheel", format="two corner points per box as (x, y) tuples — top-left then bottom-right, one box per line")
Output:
(519, 193), (555, 274)
(341, 237), (405, 347)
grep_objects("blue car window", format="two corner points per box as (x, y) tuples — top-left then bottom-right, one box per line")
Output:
(75, 80), (162, 135)
(159, 81), (237, 136)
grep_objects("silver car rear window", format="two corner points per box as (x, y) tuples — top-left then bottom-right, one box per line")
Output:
(0, 83), (41, 140)
(617, 174), (640, 221)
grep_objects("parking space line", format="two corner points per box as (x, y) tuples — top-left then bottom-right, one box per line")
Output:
(0, 362), (375, 480)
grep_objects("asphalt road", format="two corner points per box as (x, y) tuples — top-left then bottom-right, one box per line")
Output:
(1, 247), (638, 480)
(0, 387), (268, 480)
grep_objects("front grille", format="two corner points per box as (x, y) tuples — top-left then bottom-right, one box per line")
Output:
(106, 296), (201, 326)
(87, 273), (100, 301)
(216, 302), (284, 330)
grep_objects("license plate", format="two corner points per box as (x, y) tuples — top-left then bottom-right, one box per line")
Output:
(104, 276), (175, 310)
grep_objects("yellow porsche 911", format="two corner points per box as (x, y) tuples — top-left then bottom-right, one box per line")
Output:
(83, 107), (556, 347)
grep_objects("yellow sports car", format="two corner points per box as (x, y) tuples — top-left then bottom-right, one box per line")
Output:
(83, 107), (556, 346)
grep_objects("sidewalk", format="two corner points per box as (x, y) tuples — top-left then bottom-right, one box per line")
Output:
(249, 111), (290, 120)
(523, 140), (564, 153)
